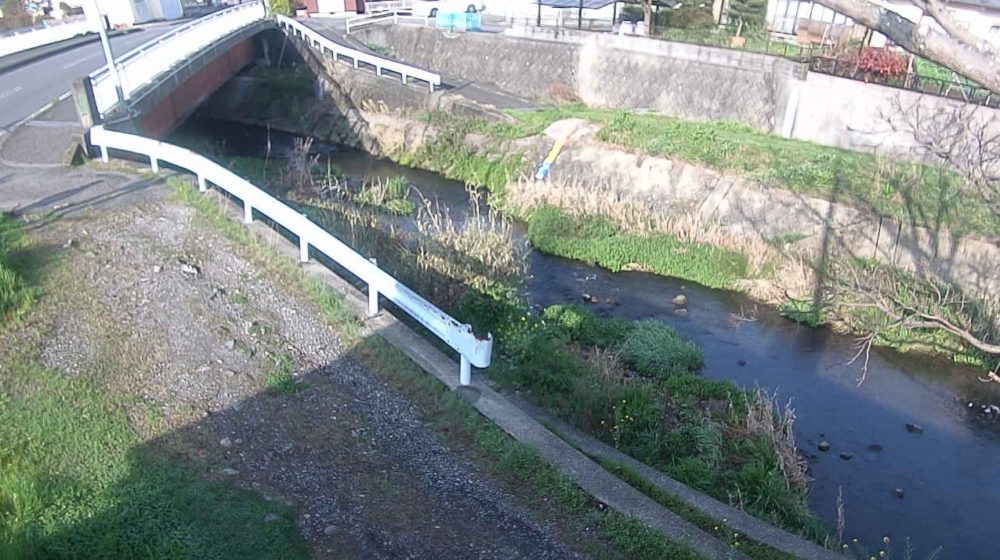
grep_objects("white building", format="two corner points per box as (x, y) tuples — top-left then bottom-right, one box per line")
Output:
(766, 0), (1000, 45)
(96, 0), (183, 27)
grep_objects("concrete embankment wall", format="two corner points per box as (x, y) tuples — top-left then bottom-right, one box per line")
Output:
(355, 25), (1000, 158)
(203, 37), (1000, 299)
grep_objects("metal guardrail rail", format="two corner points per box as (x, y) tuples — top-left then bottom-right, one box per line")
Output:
(88, 125), (492, 385)
(345, 9), (411, 34)
(89, 1), (267, 117)
(276, 15), (441, 92)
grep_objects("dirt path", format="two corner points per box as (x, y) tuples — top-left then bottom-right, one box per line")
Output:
(15, 194), (584, 559)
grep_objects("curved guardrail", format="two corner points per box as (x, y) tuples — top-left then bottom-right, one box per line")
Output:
(90, 1), (267, 117)
(89, 125), (492, 385)
(276, 15), (441, 92)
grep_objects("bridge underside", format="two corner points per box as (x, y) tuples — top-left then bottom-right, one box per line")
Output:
(95, 23), (273, 138)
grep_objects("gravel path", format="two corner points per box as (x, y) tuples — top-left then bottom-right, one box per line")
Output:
(22, 197), (585, 559)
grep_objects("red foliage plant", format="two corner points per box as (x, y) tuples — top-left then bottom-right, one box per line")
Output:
(856, 47), (909, 80)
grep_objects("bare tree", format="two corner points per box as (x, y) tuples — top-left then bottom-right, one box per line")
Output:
(815, 0), (1000, 93)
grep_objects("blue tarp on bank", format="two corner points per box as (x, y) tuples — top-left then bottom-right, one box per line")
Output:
(436, 12), (483, 31)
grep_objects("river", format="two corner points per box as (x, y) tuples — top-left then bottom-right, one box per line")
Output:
(173, 117), (1000, 560)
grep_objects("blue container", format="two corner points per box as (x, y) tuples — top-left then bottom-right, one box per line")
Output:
(436, 12), (482, 32)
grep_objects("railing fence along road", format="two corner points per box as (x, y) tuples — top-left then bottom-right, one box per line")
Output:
(88, 125), (493, 385)
(276, 15), (441, 91)
(89, 1), (267, 117)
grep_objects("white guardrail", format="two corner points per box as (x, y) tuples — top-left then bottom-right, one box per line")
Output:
(276, 15), (441, 92)
(0, 18), (94, 58)
(364, 0), (415, 13)
(89, 125), (493, 385)
(90, 1), (267, 117)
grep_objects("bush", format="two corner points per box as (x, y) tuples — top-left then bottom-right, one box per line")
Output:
(269, 0), (292, 16)
(856, 47), (908, 80)
(542, 304), (632, 348)
(619, 320), (703, 378)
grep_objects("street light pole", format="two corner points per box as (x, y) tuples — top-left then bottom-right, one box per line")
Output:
(84, 0), (125, 105)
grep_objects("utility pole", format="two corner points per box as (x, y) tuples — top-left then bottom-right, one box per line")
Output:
(578, 0), (583, 29)
(84, 0), (125, 105)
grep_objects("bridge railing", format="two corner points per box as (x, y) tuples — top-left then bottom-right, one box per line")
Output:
(345, 10), (411, 34)
(276, 15), (441, 92)
(90, 1), (267, 117)
(88, 125), (492, 385)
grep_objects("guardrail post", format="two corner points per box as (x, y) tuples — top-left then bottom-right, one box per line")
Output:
(244, 202), (253, 223)
(299, 236), (309, 262)
(377, 66), (382, 76)
(368, 257), (379, 316)
(353, 57), (359, 69)
(428, 82), (434, 93)
(149, 155), (159, 173)
(401, 74), (408, 85)
(99, 145), (108, 163)
(198, 175), (208, 192)
(460, 355), (471, 386)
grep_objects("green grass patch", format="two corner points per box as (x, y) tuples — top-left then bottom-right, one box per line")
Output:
(619, 319), (703, 379)
(353, 176), (417, 215)
(253, 67), (316, 98)
(527, 206), (750, 289)
(0, 214), (34, 322)
(502, 106), (994, 238)
(0, 357), (307, 560)
(265, 353), (302, 395)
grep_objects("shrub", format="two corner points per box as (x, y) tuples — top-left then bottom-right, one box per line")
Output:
(856, 47), (908, 80)
(269, 0), (292, 16)
(619, 320), (703, 379)
(542, 304), (632, 348)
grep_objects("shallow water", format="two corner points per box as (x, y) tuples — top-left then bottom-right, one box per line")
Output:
(175, 117), (1000, 559)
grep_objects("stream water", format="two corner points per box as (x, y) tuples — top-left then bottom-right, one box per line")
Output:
(175, 117), (1000, 560)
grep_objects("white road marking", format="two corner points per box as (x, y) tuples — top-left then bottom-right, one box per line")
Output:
(63, 55), (98, 69)
(0, 86), (23, 99)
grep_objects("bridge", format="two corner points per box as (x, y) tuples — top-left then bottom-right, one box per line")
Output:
(74, 3), (484, 386)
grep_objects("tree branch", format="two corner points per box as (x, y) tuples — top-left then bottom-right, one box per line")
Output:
(816, 0), (1000, 93)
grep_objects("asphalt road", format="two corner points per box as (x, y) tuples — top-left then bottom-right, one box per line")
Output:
(0, 21), (187, 131)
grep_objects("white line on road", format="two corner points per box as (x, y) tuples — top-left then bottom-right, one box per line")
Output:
(0, 86), (24, 99)
(63, 55), (98, 69)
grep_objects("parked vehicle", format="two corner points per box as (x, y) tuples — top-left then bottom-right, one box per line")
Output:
(411, 0), (485, 17)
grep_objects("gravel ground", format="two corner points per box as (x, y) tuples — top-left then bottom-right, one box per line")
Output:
(23, 198), (586, 559)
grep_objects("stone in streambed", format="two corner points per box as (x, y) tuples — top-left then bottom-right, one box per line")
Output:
(818, 441), (831, 452)
(672, 294), (688, 306)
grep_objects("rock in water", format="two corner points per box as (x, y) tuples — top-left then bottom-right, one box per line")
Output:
(839, 452), (853, 461)
(818, 441), (831, 452)
(672, 294), (688, 306)
(892, 488), (905, 499)
(905, 423), (924, 434)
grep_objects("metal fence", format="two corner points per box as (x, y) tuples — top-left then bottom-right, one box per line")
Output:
(88, 125), (493, 385)
(277, 15), (441, 91)
(809, 56), (998, 108)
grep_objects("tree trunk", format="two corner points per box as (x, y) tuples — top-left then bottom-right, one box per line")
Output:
(816, 0), (1000, 93)
(642, 0), (653, 28)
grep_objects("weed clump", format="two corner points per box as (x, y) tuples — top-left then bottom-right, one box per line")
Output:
(619, 319), (703, 379)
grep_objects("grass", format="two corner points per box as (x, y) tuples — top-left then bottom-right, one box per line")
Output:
(599, 459), (800, 560)
(0, 210), (307, 559)
(0, 359), (307, 560)
(265, 353), (302, 395)
(353, 176), (416, 215)
(0, 214), (34, 321)
(494, 105), (995, 238)
(527, 205), (750, 289)
(458, 291), (825, 541)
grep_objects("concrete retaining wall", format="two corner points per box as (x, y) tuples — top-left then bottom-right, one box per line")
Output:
(357, 24), (1000, 158)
